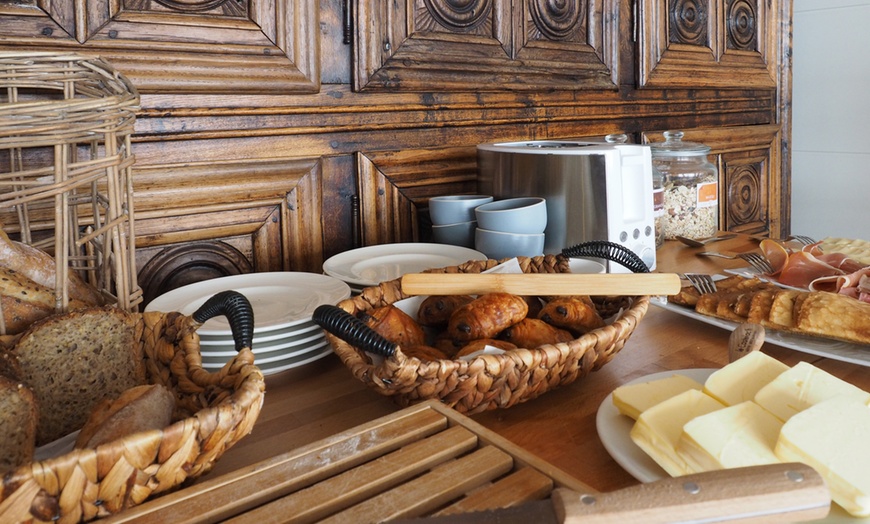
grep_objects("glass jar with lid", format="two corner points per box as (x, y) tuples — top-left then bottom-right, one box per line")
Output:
(650, 131), (719, 240)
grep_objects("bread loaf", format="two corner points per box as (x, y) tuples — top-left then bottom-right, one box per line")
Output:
(10, 306), (145, 445)
(0, 228), (105, 306)
(0, 266), (92, 335)
(0, 375), (38, 472)
(75, 384), (175, 449)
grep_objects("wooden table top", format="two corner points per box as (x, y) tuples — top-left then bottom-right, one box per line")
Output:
(195, 235), (870, 498)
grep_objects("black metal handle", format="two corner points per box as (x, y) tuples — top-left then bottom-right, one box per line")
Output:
(561, 240), (650, 274)
(313, 304), (397, 358)
(192, 290), (254, 352)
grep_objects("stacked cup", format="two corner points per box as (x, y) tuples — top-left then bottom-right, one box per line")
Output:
(429, 195), (493, 248)
(474, 197), (547, 260)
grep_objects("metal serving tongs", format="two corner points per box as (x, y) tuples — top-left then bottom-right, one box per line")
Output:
(402, 241), (682, 297)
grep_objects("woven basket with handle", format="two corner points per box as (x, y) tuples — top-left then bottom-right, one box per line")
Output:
(319, 254), (649, 415)
(0, 291), (265, 523)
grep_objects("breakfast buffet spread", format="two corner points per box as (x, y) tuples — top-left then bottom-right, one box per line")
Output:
(2, 232), (870, 522)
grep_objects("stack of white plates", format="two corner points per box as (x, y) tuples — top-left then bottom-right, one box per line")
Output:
(145, 272), (351, 375)
(323, 243), (487, 293)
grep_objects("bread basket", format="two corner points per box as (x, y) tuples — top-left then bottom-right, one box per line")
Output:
(0, 291), (266, 523)
(315, 244), (650, 415)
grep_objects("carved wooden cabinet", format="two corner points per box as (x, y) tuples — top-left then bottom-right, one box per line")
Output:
(0, 0), (792, 307)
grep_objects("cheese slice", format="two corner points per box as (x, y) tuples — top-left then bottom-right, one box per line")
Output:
(702, 351), (789, 406)
(754, 361), (870, 422)
(775, 396), (870, 517)
(676, 400), (782, 474)
(630, 389), (724, 477)
(612, 373), (703, 420)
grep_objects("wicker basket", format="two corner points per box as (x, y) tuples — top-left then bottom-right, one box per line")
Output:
(320, 254), (649, 414)
(0, 52), (141, 318)
(0, 291), (266, 523)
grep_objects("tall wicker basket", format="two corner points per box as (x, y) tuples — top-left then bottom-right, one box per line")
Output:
(0, 52), (142, 321)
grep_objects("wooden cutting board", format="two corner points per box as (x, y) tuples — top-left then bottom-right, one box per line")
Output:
(102, 400), (593, 524)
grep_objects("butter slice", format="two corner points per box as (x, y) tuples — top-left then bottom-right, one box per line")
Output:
(754, 361), (870, 422)
(775, 396), (870, 517)
(703, 351), (789, 406)
(612, 374), (703, 420)
(630, 389), (724, 477)
(676, 401), (782, 474)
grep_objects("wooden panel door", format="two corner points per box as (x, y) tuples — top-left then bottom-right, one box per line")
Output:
(637, 0), (778, 89)
(0, 0), (319, 93)
(354, 0), (619, 91)
(132, 156), (326, 306)
(356, 147), (479, 245)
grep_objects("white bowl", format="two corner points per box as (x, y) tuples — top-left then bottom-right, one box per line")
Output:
(568, 258), (606, 274)
(429, 195), (493, 225)
(474, 197), (547, 234)
(475, 227), (545, 260)
(432, 220), (476, 248)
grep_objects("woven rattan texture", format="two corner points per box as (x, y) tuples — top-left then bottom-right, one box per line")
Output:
(0, 52), (142, 315)
(0, 310), (266, 523)
(326, 254), (649, 414)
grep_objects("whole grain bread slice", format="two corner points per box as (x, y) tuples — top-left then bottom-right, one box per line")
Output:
(0, 374), (38, 472)
(10, 306), (145, 445)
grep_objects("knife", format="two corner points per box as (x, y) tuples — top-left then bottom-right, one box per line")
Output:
(393, 463), (830, 523)
(400, 272), (682, 297)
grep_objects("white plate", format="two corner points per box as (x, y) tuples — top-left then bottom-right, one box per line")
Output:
(724, 267), (805, 291)
(198, 321), (320, 347)
(651, 296), (870, 367)
(202, 345), (333, 375)
(201, 330), (326, 357)
(201, 339), (329, 366)
(596, 368), (716, 483)
(145, 272), (351, 336)
(322, 243), (486, 287)
(596, 369), (867, 523)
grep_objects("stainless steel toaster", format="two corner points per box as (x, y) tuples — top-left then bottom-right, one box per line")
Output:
(477, 139), (656, 272)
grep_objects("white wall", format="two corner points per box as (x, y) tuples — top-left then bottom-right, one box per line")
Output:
(792, 0), (870, 240)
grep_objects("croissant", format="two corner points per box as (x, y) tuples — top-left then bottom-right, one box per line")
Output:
(455, 338), (517, 358)
(358, 305), (426, 347)
(417, 294), (474, 327)
(447, 293), (528, 342)
(538, 295), (605, 334)
(500, 318), (574, 348)
(402, 344), (450, 361)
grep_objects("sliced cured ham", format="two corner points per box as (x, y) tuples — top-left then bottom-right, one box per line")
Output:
(759, 239), (790, 275)
(775, 251), (845, 289)
(810, 267), (870, 303)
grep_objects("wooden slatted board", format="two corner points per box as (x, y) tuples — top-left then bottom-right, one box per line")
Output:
(104, 400), (595, 523)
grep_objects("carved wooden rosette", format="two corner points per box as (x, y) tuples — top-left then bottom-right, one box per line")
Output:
(355, 0), (617, 91)
(638, 0), (774, 88)
(0, 0), (318, 94)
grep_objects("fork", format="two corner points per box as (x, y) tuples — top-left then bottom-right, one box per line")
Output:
(683, 273), (717, 294)
(696, 251), (774, 274)
(789, 235), (817, 246)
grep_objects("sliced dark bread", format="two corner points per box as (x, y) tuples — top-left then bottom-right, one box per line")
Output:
(10, 306), (145, 445)
(0, 374), (38, 472)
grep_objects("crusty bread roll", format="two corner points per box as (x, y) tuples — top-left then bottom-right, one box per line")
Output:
(75, 384), (175, 449)
(0, 266), (92, 335)
(10, 306), (145, 445)
(0, 375), (38, 472)
(0, 228), (105, 307)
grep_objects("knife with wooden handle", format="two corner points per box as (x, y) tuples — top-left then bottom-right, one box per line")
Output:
(400, 272), (683, 297)
(396, 463), (830, 523)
